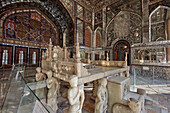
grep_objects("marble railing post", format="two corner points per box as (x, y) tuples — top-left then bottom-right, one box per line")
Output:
(119, 72), (123, 77)
(106, 52), (109, 61)
(12, 45), (15, 66)
(48, 38), (53, 60)
(87, 52), (91, 64)
(124, 70), (129, 77)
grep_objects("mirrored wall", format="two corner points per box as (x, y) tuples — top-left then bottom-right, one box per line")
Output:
(131, 6), (170, 65)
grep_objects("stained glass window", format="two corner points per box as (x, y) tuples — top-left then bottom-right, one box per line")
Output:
(4, 12), (58, 45)
(32, 51), (36, 64)
(2, 50), (8, 65)
(19, 51), (23, 64)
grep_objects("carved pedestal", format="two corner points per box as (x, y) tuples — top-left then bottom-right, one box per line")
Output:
(107, 76), (130, 113)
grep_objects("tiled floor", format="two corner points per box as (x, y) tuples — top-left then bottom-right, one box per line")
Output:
(0, 68), (170, 113)
(130, 75), (170, 113)
(0, 67), (36, 113)
(0, 70), (12, 110)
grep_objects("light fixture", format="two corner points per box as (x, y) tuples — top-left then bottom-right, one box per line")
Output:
(107, 7), (110, 10)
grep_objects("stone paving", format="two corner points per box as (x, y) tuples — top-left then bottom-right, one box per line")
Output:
(130, 74), (170, 113)
(1, 68), (170, 113)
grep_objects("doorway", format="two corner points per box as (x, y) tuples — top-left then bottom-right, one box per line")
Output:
(113, 40), (130, 65)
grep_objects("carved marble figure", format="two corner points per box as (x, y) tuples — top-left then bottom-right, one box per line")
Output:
(46, 70), (60, 111)
(78, 85), (85, 113)
(106, 52), (109, 61)
(68, 76), (84, 113)
(95, 78), (108, 113)
(35, 67), (46, 81)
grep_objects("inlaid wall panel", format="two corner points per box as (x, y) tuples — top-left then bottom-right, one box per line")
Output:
(96, 31), (101, 47)
(4, 12), (58, 45)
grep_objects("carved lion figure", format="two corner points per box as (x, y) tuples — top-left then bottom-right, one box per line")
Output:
(112, 98), (140, 113)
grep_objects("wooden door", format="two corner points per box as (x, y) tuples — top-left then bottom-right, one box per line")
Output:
(113, 40), (130, 65)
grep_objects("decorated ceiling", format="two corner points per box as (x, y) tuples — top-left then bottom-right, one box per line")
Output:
(76, 0), (132, 11)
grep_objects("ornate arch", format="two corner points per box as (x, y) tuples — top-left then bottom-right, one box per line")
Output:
(0, 1), (74, 46)
(149, 5), (170, 42)
(94, 26), (102, 48)
(112, 40), (131, 65)
(3, 9), (59, 45)
(106, 11), (142, 47)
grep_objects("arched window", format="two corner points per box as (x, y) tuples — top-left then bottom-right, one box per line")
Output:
(85, 27), (92, 47)
(149, 6), (170, 41)
(32, 51), (36, 64)
(2, 50), (8, 65)
(19, 51), (24, 64)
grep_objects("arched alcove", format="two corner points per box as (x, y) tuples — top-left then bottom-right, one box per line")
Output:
(94, 26), (102, 48)
(96, 31), (101, 47)
(113, 40), (131, 65)
(106, 11), (142, 47)
(85, 26), (92, 47)
(0, 1), (74, 46)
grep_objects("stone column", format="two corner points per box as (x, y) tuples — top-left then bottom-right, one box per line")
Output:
(167, 19), (170, 63)
(27, 47), (29, 66)
(103, 7), (107, 47)
(12, 45), (15, 66)
(63, 29), (67, 46)
(39, 48), (41, 67)
(48, 39), (53, 60)
(142, 0), (149, 43)
(91, 11), (95, 61)
(74, 1), (77, 47)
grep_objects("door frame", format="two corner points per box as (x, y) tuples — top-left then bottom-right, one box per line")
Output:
(113, 40), (131, 65)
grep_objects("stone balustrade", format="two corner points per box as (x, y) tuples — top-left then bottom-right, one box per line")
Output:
(92, 60), (127, 68)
